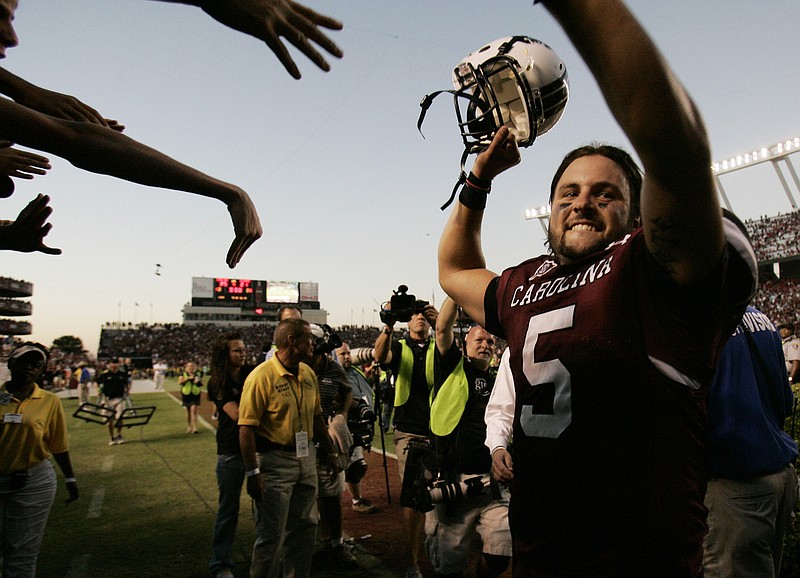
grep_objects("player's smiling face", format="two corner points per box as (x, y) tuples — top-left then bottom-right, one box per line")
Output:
(548, 155), (633, 265)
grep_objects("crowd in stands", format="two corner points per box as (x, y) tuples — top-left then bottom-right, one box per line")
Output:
(752, 278), (800, 328)
(96, 322), (384, 371)
(744, 210), (800, 262)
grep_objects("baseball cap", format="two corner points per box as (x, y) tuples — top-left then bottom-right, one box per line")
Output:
(309, 324), (325, 340)
(9, 343), (48, 364)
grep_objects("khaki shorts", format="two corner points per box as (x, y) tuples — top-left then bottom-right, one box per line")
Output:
(424, 477), (512, 574)
(103, 398), (125, 421)
(393, 429), (429, 484)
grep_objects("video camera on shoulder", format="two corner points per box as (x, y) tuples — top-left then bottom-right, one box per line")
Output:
(399, 438), (494, 513)
(380, 285), (429, 325)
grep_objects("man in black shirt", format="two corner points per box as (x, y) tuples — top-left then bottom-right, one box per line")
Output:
(96, 358), (129, 446)
(427, 297), (510, 577)
(374, 298), (439, 578)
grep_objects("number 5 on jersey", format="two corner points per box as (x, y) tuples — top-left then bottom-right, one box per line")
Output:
(520, 305), (575, 439)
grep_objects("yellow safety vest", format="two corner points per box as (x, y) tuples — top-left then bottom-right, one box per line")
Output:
(180, 373), (202, 396)
(394, 338), (434, 407)
(429, 357), (469, 436)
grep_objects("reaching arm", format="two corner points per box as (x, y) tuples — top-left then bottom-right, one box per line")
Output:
(0, 67), (123, 130)
(435, 297), (457, 356)
(153, 0), (343, 79)
(0, 194), (61, 255)
(541, 0), (722, 286)
(0, 98), (261, 267)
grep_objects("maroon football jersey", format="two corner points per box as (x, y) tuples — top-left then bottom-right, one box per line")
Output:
(484, 226), (755, 576)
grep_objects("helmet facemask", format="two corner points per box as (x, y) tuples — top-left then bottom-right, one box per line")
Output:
(452, 36), (568, 152)
(418, 36), (569, 209)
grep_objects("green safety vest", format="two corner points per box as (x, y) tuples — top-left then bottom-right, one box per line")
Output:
(180, 373), (202, 396)
(394, 338), (434, 407)
(429, 357), (469, 436)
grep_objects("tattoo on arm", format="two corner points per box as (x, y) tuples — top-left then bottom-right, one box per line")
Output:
(646, 216), (682, 275)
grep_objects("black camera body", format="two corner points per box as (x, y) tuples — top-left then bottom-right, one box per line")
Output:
(347, 398), (376, 450)
(399, 438), (492, 513)
(381, 285), (429, 325)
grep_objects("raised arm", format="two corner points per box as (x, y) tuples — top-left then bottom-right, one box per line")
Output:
(154, 0), (343, 79)
(541, 0), (722, 285)
(435, 296), (457, 356)
(373, 323), (394, 365)
(438, 126), (520, 326)
(0, 98), (261, 267)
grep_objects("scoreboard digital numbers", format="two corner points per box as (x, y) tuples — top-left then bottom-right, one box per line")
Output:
(213, 278), (255, 304)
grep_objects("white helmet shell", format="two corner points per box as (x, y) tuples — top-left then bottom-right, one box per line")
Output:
(451, 36), (569, 148)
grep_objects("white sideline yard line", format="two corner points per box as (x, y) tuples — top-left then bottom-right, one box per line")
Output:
(163, 388), (215, 432)
(86, 487), (105, 519)
(66, 552), (90, 577)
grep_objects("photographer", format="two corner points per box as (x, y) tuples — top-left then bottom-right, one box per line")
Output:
(335, 342), (378, 514)
(373, 286), (439, 578)
(309, 325), (359, 568)
(425, 297), (510, 578)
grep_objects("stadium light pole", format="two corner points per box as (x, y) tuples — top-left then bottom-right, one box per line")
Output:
(525, 204), (551, 235)
(713, 136), (800, 211)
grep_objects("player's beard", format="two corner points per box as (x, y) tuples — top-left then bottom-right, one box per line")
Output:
(548, 228), (615, 263)
(547, 217), (635, 264)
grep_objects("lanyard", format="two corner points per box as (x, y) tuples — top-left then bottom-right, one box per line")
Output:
(287, 372), (305, 433)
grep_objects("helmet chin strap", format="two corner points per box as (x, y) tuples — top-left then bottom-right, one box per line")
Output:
(417, 90), (494, 211)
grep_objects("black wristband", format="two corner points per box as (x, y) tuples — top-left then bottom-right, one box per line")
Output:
(466, 171), (492, 191)
(459, 184), (487, 210)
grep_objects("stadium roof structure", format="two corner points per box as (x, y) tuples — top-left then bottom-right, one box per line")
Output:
(0, 299), (32, 316)
(0, 277), (33, 336)
(0, 319), (31, 336)
(0, 277), (32, 299)
(713, 136), (800, 212)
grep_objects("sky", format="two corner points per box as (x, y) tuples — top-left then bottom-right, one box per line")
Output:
(2, 0), (799, 357)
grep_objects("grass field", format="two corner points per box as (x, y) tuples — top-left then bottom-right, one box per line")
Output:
(40, 390), (256, 578)
(36, 378), (405, 578)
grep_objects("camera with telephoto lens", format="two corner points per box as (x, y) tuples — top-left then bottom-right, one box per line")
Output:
(380, 285), (429, 325)
(347, 398), (376, 450)
(400, 438), (492, 513)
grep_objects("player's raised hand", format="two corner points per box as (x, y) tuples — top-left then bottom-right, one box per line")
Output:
(471, 126), (521, 181)
(225, 186), (262, 268)
(200, 0), (343, 79)
(0, 141), (50, 180)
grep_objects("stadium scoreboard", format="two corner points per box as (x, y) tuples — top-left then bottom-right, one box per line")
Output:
(214, 278), (254, 303)
(191, 277), (319, 310)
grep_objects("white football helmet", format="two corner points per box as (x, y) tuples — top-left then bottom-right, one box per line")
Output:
(451, 36), (569, 150)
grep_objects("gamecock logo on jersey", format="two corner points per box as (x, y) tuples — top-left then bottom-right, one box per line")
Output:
(529, 260), (558, 281)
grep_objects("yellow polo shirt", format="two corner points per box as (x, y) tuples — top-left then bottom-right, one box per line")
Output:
(0, 383), (69, 474)
(238, 356), (321, 447)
